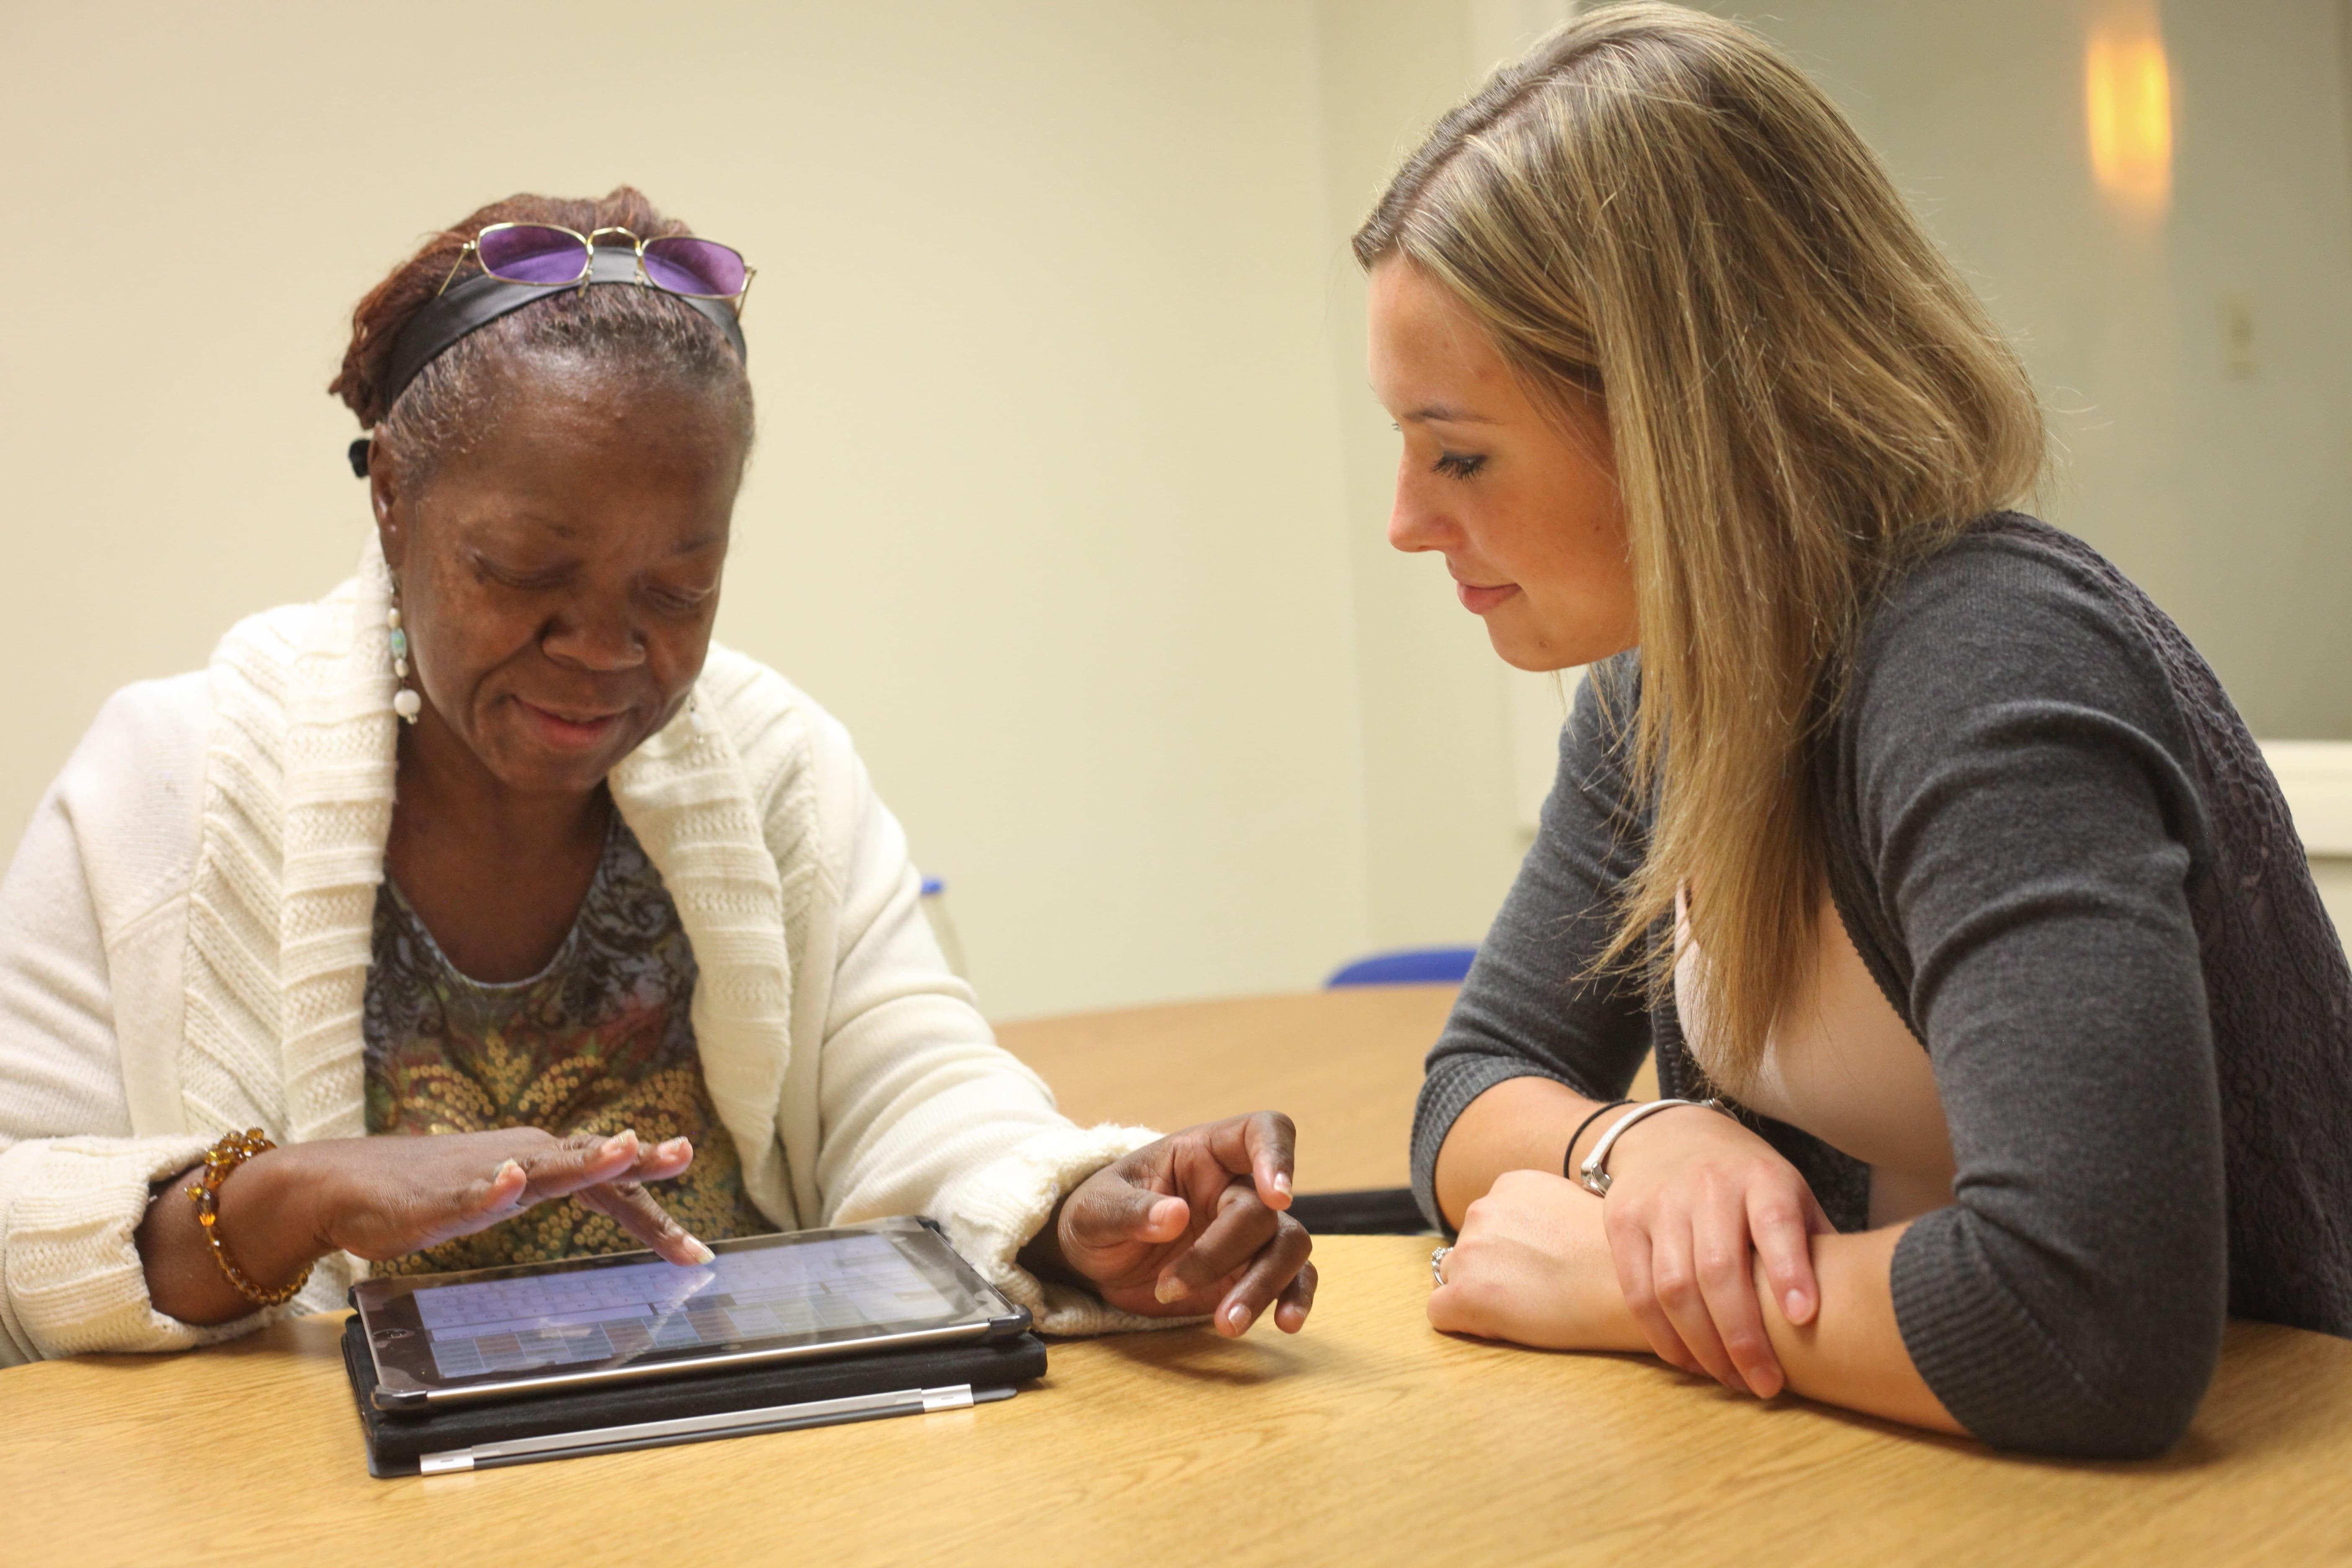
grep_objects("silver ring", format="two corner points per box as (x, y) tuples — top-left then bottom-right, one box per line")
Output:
(1430, 1246), (1451, 1287)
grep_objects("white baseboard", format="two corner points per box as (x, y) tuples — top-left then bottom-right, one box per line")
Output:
(2264, 742), (2352, 941)
(2262, 741), (2352, 856)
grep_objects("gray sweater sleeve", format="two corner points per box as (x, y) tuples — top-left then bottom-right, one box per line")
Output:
(1852, 540), (2225, 1458)
(1409, 659), (1657, 1231)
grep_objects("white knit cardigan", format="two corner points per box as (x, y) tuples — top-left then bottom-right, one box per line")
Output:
(0, 545), (1162, 1364)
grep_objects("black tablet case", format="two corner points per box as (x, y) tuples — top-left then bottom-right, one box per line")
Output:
(340, 1313), (1047, 1477)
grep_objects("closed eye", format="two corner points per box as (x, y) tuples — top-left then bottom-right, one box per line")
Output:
(649, 585), (716, 614)
(473, 553), (570, 591)
(1433, 450), (1487, 480)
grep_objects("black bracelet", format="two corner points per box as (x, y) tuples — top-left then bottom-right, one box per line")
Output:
(1563, 1099), (1635, 1179)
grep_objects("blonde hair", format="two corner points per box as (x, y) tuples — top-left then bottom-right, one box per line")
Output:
(1354, 3), (2045, 1085)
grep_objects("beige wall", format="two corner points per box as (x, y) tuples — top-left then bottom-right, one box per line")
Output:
(1313, 0), (1586, 954)
(1706, 0), (2352, 740)
(3, 1), (2344, 1023)
(1314, 0), (1519, 957)
(0, 0), (1385, 1021)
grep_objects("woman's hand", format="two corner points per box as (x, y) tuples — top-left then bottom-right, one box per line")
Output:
(1427, 1168), (1648, 1351)
(294, 1127), (708, 1265)
(139, 1127), (707, 1326)
(1584, 1104), (1832, 1397)
(1024, 1112), (1316, 1336)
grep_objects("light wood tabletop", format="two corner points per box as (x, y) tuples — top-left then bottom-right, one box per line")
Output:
(995, 985), (1453, 1193)
(996, 984), (1655, 1194)
(8, 1233), (2352, 1566)
(8, 990), (2344, 1564)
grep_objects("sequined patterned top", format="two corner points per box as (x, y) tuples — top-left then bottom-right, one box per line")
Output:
(362, 813), (772, 1274)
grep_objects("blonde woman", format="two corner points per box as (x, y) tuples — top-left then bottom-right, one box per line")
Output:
(1380, 4), (2352, 1457)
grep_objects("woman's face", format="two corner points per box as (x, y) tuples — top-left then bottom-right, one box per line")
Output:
(1367, 257), (1638, 672)
(373, 361), (745, 799)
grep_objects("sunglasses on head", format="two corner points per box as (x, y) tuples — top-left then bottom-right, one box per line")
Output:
(438, 222), (756, 310)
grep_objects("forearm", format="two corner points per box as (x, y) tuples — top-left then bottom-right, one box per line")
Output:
(1432, 1077), (1610, 1229)
(1749, 1225), (1962, 1435)
(1551, 1213), (1960, 1433)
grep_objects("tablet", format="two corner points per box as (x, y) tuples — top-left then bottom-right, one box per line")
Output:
(350, 1216), (1031, 1410)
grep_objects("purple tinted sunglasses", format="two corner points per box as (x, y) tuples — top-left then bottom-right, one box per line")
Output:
(439, 222), (756, 310)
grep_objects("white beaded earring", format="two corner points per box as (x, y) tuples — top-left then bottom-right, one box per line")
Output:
(387, 598), (422, 724)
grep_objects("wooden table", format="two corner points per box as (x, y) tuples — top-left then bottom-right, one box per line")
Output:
(996, 985), (1656, 1193)
(995, 985), (1456, 1193)
(7, 990), (2347, 1563)
(8, 1233), (2352, 1565)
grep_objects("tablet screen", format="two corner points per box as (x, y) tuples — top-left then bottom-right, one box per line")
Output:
(353, 1217), (1021, 1407)
(414, 1230), (955, 1379)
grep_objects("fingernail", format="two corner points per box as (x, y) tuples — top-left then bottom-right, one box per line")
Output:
(1273, 1172), (1292, 1196)
(600, 1131), (635, 1159)
(1227, 1302), (1253, 1332)
(1785, 1289), (1808, 1321)
(495, 1159), (522, 1182)
(660, 1137), (689, 1158)
(684, 1238), (714, 1265)
(1154, 1275), (1186, 1304)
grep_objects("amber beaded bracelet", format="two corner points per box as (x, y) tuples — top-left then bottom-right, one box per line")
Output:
(185, 1128), (312, 1308)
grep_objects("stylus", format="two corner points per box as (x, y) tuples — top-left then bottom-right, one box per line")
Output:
(416, 1384), (1014, 1475)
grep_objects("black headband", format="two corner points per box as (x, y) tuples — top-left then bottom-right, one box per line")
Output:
(348, 245), (748, 478)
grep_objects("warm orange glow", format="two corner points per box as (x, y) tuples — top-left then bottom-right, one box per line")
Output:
(2087, 24), (2173, 217)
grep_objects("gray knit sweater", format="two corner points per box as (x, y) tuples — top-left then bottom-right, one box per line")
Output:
(1410, 515), (2352, 1459)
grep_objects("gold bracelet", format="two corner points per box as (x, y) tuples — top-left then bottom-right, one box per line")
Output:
(185, 1128), (312, 1308)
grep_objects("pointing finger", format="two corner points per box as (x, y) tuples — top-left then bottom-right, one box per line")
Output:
(578, 1179), (713, 1266)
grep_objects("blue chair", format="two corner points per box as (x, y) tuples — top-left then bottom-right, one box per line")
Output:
(1323, 946), (1477, 988)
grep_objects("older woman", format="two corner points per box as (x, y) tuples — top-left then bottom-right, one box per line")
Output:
(0, 188), (1313, 1360)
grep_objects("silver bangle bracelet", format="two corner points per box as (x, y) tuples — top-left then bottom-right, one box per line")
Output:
(1574, 1097), (1731, 1197)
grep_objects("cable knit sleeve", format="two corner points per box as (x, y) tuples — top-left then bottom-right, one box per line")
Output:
(0, 679), (276, 1364)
